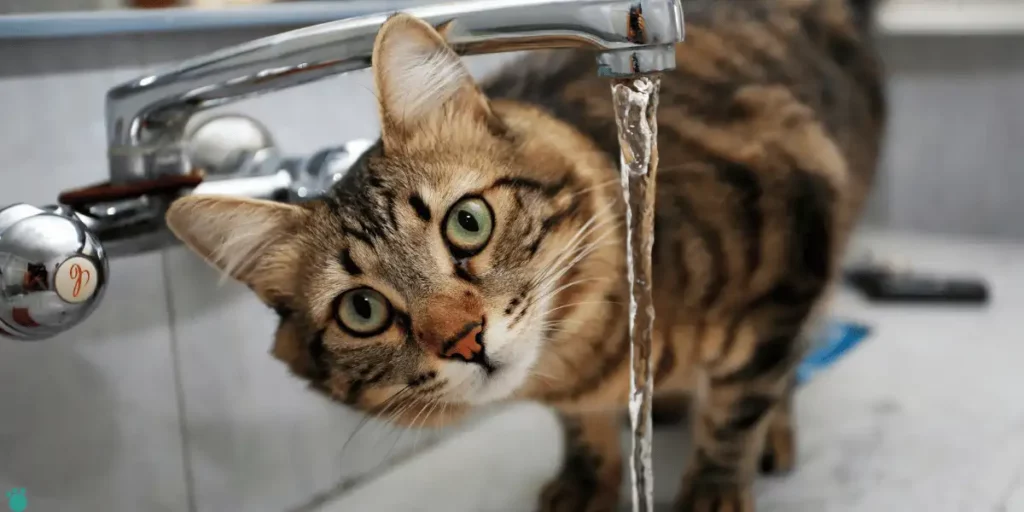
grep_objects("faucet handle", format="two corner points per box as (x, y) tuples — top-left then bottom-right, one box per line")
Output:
(0, 204), (108, 341)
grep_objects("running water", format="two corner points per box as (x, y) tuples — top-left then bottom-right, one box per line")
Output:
(611, 76), (660, 512)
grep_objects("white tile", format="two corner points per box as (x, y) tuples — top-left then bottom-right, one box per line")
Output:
(0, 37), (191, 512)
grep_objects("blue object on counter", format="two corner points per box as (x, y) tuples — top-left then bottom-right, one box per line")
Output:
(796, 321), (871, 386)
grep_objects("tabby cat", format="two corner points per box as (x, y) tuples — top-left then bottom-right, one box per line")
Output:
(165, 0), (885, 509)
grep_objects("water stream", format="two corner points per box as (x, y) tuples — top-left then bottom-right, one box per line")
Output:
(611, 76), (661, 512)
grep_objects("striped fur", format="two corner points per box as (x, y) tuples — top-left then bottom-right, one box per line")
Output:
(164, 1), (885, 510)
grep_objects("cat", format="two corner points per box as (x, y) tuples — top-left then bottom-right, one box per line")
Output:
(164, 0), (885, 509)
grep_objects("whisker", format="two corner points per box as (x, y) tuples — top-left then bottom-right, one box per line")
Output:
(534, 277), (610, 306)
(361, 407), (417, 462)
(567, 177), (621, 199)
(383, 390), (425, 427)
(545, 299), (622, 314)
(372, 390), (423, 448)
(411, 399), (443, 451)
(543, 321), (591, 331)
(532, 205), (619, 287)
(543, 211), (620, 273)
(380, 399), (430, 466)
(528, 369), (560, 384)
(539, 223), (621, 286)
(534, 226), (621, 293)
(339, 385), (412, 461)
(438, 400), (451, 428)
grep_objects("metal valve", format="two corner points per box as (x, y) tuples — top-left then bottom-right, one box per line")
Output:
(0, 114), (372, 342)
(0, 204), (108, 340)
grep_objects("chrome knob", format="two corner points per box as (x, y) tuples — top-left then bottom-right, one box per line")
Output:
(0, 204), (108, 340)
(184, 113), (278, 177)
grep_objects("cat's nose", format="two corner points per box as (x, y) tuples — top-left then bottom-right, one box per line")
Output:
(440, 323), (484, 361)
(417, 312), (485, 359)
(415, 293), (493, 371)
(436, 321), (495, 374)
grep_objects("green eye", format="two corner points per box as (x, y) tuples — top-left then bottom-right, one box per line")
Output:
(335, 287), (392, 336)
(444, 197), (494, 255)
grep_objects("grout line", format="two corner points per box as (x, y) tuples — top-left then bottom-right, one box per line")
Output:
(162, 249), (199, 512)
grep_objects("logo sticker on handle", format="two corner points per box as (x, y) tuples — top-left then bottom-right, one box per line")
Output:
(55, 257), (98, 304)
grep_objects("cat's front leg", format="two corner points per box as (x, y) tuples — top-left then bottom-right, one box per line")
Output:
(759, 387), (796, 475)
(674, 320), (805, 512)
(674, 388), (797, 512)
(538, 411), (622, 512)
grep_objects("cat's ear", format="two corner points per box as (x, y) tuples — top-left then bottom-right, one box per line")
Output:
(372, 13), (497, 142)
(165, 195), (309, 304)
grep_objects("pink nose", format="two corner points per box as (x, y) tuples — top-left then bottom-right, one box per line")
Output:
(440, 323), (484, 361)
(415, 293), (484, 360)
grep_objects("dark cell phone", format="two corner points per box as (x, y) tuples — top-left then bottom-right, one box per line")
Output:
(843, 266), (990, 305)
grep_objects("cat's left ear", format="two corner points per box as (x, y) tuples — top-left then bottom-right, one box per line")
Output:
(165, 195), (310, 305)
(372, 13), (500, 142)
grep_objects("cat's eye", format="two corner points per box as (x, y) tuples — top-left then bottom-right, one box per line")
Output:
(444, 197), (494, 256)
(335, 287), (392, 336)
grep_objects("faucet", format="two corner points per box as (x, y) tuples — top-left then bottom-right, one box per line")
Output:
(0, 0), (685, 341)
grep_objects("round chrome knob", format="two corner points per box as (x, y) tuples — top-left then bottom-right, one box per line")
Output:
(184, 113), (278, 177)
(0, 204), (108, 340)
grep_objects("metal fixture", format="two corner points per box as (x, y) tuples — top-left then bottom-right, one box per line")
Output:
(0, 0), (685, 340)
(106, 0), (685, 184)
(0, 204), (107, 340)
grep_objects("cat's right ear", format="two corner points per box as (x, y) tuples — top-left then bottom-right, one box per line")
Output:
(371, 13), (498, 145)
(165, 195), (309, 304)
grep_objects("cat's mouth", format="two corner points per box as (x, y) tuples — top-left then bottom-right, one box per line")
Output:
(436, 314), (543, 405)
(459, 340), (540, 405)
(458, 338), (500, 376)
(452, 341), (503, 379)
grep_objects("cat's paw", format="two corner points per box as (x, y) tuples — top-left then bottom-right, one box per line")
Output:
(759, 420), (796, 475)
(537, 477), (616, 512)
(538, 413), (621, 512)
(674, 481), (754, 512)
(536, 448), (619, 512)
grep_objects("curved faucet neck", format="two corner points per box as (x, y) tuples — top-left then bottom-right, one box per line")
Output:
(104, 0), (684, 185)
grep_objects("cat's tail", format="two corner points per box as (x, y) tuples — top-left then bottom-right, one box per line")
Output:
(846, 0), (881, 30)
(799, 0), (881, 34)
(847, 0), (880, 15)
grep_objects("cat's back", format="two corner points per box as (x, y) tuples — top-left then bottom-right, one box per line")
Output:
(485, 0), (886, 310)
(485, 0), (885, 181)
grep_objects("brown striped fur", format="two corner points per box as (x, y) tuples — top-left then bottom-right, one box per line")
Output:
(165, 0), (885, 510)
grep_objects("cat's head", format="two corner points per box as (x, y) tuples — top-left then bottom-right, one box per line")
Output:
(166, 13), (622, 425)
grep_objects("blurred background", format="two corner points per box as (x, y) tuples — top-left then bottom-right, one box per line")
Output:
(1, 0), (1022, 511)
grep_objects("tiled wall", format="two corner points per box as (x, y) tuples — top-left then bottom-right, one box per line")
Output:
(0, 27), (1021, 512)
(874, 35), (1024, 240)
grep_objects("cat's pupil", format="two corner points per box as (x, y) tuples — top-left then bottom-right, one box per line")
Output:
(458, 210), (479, 232)
(353, 294), (373, 319)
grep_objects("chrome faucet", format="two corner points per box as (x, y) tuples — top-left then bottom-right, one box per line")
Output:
(0, 0), (685, 341)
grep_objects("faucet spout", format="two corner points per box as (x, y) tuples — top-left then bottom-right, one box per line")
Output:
(105, 0), (684, 184)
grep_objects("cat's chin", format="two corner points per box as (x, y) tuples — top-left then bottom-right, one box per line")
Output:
(467, 359), (531, 405)
(447, 341), (538, 406)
